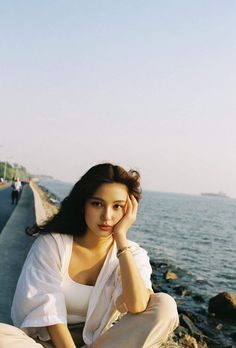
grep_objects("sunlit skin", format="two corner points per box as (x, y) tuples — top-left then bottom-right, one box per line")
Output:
(47, 183), (151, 348)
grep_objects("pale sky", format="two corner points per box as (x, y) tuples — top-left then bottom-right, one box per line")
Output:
(1, 1), (236, 197)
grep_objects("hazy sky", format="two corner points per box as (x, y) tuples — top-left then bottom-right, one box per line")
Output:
(1, 1), (236, 197)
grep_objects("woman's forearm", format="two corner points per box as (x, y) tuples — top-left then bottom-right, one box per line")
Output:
(116, 234), (150, 313)
(47, 323), (76, 348)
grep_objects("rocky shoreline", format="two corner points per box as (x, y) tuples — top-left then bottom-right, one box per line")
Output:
(32, 182), (236, 348)
(153, 261), (236, 348)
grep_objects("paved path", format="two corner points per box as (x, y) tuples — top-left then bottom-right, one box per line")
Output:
(0, 185), (36, 323)
(0, 186), (16, 232)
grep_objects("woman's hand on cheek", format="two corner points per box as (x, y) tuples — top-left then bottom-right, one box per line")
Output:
(113, 195), (138, 239)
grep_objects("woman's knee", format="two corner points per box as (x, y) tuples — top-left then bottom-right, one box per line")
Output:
(150, 292), (177, 308)
(0, 323), (40, 348)
(148, 292), (179, 328)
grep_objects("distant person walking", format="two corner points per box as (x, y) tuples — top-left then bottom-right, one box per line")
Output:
(11, 177), (22, 205)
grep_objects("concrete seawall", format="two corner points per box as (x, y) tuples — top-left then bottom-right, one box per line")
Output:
(0, 184), (46, 323)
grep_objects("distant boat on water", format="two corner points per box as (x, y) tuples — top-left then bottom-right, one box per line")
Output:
(201, 191), (230, 198)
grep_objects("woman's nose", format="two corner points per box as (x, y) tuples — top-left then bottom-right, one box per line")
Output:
(101, 207), (112, 221)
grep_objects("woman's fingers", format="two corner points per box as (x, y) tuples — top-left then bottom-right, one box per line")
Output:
(130, 194), (138, 212)
(126, 195), (138, 219)
(113, 195), (138, 235)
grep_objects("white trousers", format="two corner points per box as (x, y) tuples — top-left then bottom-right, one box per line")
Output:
(0, 293), (179, 348)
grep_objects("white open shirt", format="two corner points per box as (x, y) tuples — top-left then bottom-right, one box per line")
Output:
(11, 233), (153, 346)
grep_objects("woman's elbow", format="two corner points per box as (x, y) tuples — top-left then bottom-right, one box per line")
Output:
(127, 296), (150, 314)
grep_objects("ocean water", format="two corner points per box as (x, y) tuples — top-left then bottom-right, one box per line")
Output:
(135, 191), (236, 298)
(39, 179), (236, 305)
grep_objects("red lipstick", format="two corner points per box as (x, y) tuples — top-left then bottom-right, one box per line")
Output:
(98, 224), (112, 231)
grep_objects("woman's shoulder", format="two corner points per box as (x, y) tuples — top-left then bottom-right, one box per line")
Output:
(37, 232), (73, 242)
(25, 233), (73, 270)
(49, 232), (73, 244)
(32, 233), (73, 254)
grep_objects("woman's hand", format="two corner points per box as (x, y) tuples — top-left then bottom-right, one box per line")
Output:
(112, 195), (138, 241)
(47, 324), (76, 348)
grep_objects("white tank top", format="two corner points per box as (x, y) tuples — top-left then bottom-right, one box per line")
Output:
(62, 263), (94, 324)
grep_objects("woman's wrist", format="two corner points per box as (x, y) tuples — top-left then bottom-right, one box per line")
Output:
(114, 232), (127, 249)
(117, 246), (131, 258)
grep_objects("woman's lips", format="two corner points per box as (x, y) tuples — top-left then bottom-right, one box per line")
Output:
(98, 224), (112, 231)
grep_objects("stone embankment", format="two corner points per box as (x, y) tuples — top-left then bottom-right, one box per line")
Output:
(30, 181), (58, 223)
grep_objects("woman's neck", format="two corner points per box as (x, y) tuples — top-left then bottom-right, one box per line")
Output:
(74, 231), (114, 252)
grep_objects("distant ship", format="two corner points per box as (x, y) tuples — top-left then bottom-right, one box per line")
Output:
(201, 192), (230, 198)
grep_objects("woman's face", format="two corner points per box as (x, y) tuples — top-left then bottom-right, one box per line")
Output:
(84, 183), (128, 238)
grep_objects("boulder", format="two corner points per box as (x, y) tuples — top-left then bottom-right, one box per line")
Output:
(208, 292), (236, 320)
(164, 270), (178, 281)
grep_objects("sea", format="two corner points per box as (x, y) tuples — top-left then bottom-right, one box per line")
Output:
(39, 178), (236, 345)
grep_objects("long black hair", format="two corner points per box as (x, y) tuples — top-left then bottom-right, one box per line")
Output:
(38, 163), (141, 236)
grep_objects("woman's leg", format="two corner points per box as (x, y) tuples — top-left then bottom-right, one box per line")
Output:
(0, 323), (52, 348)
(90, 293), (179, 348)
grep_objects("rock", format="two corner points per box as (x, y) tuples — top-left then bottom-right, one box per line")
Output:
(179, 334), (199, 348)
(216, 323), (223, 330)
(158, 262), (168, 268)
(164, 270), (178, 281)
(179, 334), (209, 348)
(160, 334), (182, 347)
(161, 333), (209, 348)
(192, 294), (205, 303)
(174, 285), (192, 297)
(231, 331), (236, 340)
(174, 325), (189, 337)
(208, 292), (236, 320)
(179, 314), (203, 340)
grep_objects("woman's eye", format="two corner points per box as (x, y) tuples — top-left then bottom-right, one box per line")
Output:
(91, 201), (102, 207)
(114, 204), (124, 209)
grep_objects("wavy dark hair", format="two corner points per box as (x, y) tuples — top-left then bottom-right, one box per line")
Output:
(37, 163), (141, 236)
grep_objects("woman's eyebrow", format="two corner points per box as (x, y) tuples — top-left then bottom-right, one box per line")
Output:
(91, 196), (126, 203)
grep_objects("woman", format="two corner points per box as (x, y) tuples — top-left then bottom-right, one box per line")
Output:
(0, 163), (179, 348)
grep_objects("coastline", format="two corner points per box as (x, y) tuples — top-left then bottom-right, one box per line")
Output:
(34, 182), (235, 348)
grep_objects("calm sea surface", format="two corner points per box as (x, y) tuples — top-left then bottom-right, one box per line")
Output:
(40, 179), (236, 303)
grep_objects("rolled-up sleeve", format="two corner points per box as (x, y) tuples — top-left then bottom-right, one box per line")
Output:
(11, 234), (67, 340)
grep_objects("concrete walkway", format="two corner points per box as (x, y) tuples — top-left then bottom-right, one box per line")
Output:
(0, 186), (16, 232)
(0, 184), (44, 324)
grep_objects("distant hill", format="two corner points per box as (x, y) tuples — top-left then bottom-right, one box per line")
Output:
(32, 174), (54, 180)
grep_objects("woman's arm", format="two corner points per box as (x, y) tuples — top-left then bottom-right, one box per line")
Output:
(113, 195), (151, 314)
(47, 324), (76, 348)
